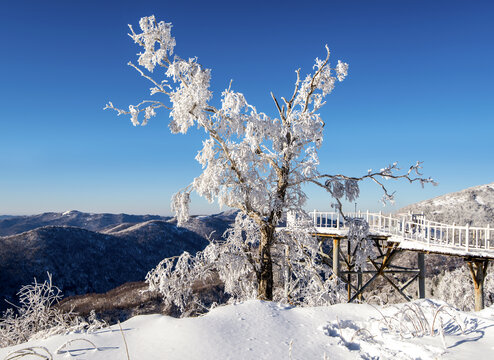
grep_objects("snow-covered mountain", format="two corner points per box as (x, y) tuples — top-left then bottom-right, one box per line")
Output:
(398, 183), (494, 226)
(167, 210), (238, 241)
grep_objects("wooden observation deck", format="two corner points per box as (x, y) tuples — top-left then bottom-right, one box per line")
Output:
(291, 211), (493, 310)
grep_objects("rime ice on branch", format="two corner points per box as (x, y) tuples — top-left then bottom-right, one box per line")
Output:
(106, 16), (435, 303)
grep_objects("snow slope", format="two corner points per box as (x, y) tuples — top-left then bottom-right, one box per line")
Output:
(399, 183), (494, 226)
(2, 300), (494, 359)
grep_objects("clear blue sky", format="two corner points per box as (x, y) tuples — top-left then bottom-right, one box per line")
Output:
(1, 0), (493, 216)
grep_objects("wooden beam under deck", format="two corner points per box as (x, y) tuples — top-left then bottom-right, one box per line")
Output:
(312, 229), (492, 310)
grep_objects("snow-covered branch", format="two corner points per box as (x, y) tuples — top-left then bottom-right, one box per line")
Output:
(316, 161), (437, 207)
(104, 100), (169, 126)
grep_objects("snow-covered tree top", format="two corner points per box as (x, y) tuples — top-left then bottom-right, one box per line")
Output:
(106, 16), (434, 228)
(107, 16), (353, 225)
(106, 15), (434, 304)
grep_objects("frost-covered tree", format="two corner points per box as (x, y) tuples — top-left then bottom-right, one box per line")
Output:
(435, 266), (494, 311)
(106, 16), (434, 302)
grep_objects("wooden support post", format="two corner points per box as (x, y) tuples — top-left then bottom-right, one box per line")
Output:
(467, 259), (489, 311)
(284, 245), (290, 299)
(418, 252), (425, 299)
(333, 238), (340, 278)
(357, 272), (363, 301)
(347, 239), (351, 301)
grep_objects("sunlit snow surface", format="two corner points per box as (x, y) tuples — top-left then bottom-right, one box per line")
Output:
(2, 300), (494, 359)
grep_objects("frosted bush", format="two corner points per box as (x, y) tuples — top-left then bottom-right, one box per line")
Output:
(435, 265), (494, 311)
(0, 273), (105, 347)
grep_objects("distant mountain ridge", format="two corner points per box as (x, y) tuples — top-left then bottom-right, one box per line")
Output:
(0, 210), (236, 312)
(398, 183), (494, 226)
(0, 210), (170, 237)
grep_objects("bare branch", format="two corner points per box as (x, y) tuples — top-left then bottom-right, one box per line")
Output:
(271, 92), (284, 121)
(128, 62), (171, 95)
(287, 69), (301, 111)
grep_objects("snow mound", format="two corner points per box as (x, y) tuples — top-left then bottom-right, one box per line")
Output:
(2, 300), (494, 359)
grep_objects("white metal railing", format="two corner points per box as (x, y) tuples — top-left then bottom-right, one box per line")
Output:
(306, 210), (493, 254)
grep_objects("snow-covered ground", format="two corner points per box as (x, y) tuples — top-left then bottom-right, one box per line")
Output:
(2, 300), (494, 359)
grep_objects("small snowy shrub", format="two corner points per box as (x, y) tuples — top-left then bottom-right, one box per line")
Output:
(369, 299), (466, 348)
(0, 273), (105, 347)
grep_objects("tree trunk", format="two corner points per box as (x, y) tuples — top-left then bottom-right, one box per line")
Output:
(258, 225), (275, 300)
(474, 276), (484, 312)
(468, 260), (489, 311)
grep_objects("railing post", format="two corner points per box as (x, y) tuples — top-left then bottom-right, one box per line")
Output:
(466, 223), (470, 252)
(287, 211), (294, 227)
(426, 221), (430, 246)
(337, 212), (340, 230)
(313, 210), (316, 227)
(487, 224), (491, 249)
(378, 211), (382, 229)
(452, 223), (456, 246)
(402, 217), (406, 238)
(366, 210), (369, 223)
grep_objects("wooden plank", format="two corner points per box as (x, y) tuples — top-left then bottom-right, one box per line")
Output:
(401, 273), (419, 292)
